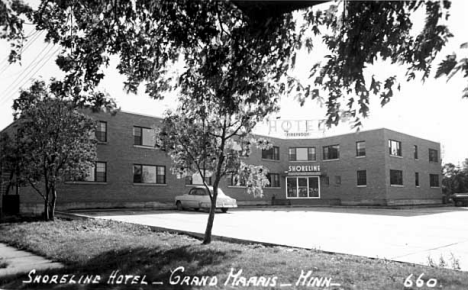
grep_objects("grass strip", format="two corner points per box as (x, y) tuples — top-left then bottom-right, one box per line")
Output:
(0, 218), (467, 289)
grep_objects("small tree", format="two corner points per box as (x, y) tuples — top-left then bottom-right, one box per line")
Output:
(157, 96), (272, 244)
(12, 80), (97, 221)
(442, 162), (468, 196)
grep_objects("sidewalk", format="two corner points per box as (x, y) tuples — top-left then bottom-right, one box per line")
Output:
(0, 243), (63, 279)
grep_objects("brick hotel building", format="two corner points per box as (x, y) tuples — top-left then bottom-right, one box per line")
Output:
(1, 111), (443, 214)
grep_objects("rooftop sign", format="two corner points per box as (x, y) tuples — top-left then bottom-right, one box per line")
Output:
(266, 119), (325, 138)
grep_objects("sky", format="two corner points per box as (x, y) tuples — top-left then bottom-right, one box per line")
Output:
(1, 1), (467, 165)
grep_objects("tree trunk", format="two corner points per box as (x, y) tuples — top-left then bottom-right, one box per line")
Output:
(44, 193), (49, 221)
(49, 186), (57, 221)
(203, 191), (218, 244)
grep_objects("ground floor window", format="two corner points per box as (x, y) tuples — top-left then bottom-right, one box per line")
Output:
(266, 173), (280, 187)
(390, 170), (403, 186)
(133, 164), (166, 184)
(415, 172), (419, 187)
(430, 174), (440, 187)
(286, 177), (319, 198)
(357, 170), (367, 186)
(228, 174), (246, 187)
(185, 175), (212, 186)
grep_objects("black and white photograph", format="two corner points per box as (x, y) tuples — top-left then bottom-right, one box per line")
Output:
(1, 0), (468, 289)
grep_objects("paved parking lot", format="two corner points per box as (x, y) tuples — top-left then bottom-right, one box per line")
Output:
(83, 206), (468, 271)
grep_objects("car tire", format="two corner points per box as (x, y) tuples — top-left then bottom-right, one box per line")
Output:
(455, 200), (464, 207)
(176, 201), (183, 211)
(221, 208), (228, 213)
(194, 208), (200, 211)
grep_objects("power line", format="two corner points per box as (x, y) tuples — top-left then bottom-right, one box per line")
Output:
(0, 30), (43, 76)
(0, 42), (53, 98)
(0, 44), (59, 106)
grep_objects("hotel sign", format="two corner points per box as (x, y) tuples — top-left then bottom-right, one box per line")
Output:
(288, 165), (320, 172)
(267, 119), (324, 138)
(287, 165), (321, 176)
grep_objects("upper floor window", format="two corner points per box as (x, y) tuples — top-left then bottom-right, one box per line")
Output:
(262, 146), (280, 160)
(323, 145), (339, 160)
(429, 149), (438, 162)
(266, 173), (280, 187)
(133, 164), (165, 184)
(133, 126), (155, 147)
(390, 169), (403, 186)
(414, 145), (418, 159)
(357, 170), (367, 186)
(356, 141), (366, 157)
(228, 174), (246, 187)
(388, 140), (402, 157)
(288, 147), (316, 161)
(95, 121), (107, 142)
(430, 174), (440, 187)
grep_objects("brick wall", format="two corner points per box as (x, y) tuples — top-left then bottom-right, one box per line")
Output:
(2, 111), (443, 213)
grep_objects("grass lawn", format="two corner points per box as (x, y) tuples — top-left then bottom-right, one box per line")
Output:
(0, 218), (467, 290)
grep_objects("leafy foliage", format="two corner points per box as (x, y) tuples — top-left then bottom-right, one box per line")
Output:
(32, 1), (298, 107)
(299, 0), (453, 127)
(442, 160), (468, 195)
(435, 42), (468, 98)
(11, 79), (98, 220)
(0, 0), (33, 63)
(2, 1), (461, 128)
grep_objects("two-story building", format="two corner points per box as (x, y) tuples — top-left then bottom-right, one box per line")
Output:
(0, 111), (443, 214)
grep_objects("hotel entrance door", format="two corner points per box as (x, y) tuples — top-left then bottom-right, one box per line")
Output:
(286, 176), (320, 199)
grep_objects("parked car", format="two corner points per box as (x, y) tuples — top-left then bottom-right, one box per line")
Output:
(451, 193), (468, 207)
(175, 186), (237, 213)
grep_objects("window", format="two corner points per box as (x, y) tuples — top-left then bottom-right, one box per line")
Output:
(323, 145), (339, 160)
(286, 177), (319, 198)
(68, 162), (107, 182)
(357, 170), (367, 186)
(288, 147), (316, 161)
(415, 172), (419, 187)
(95, 121), (107, 142)
(228, 174), (246, 186)
(430, 174), (440, 187)
(356, 141), (366, 157)
(185, 175), (212, 186)
(414, 145), (418, 159)
(133, 126), (155, 147)
(390, 170), (403, 186)
(266, 173), (280, 187)
(133, 165), (165, 184)
(429, 149), (438, 162)
(389, 140), (402, 156)
(262, 146), (280, 160)
(239, 141), (250, 157)
(335, 175), (341, 185)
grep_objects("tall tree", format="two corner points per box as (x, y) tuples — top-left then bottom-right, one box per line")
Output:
(12, 79), (98, 220)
